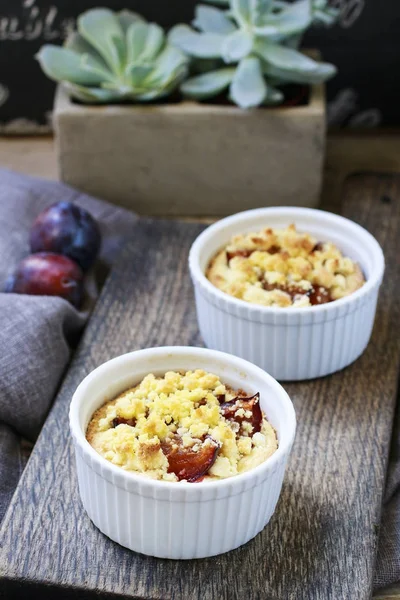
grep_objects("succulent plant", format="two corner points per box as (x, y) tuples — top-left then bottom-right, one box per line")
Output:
(170, 0), (338, 108)
(36, 8), (188, 103)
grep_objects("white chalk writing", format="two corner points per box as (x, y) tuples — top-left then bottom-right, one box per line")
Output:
(327, 88), (381, 128)
(331, 0), (366, 28)
(0, 84), (10, 108)
(0, 1), (75, 41)
(0, 0), (367, 40)
(348, 109), (381, 128)
(0, 117), (52, 134)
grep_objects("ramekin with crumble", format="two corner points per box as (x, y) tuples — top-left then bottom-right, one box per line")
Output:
(207, 224), (365, 308)
(87, 369), (277, 482)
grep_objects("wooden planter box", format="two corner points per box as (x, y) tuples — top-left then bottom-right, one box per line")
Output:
(54, 80), (326, 216)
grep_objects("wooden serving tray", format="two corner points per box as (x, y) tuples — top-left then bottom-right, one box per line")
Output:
(1, 174), (399, 600)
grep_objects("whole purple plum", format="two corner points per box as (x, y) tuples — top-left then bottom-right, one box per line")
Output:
(4, 253), (84, 308)
(30, 201), (101, 271)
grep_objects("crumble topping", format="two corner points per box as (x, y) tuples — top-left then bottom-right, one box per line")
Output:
(206, 224), (365, 308)
(86, 370), (277, 482)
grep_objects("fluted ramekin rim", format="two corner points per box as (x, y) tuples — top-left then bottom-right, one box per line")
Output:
(69, 346), (296, 495)
(188, 206), (385, 317)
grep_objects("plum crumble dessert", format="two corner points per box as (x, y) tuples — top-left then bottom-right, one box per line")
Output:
(86, 370), (277, 482)
(207, 224), (365, 307)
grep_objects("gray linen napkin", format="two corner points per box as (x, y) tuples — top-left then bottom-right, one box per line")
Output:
(0, 167), (136, 520)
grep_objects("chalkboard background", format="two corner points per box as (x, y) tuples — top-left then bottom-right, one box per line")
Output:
(0, 0), (399, 133)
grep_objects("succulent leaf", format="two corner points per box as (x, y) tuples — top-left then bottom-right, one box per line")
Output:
(62, 82), (126, 103)
(230, 0), (252, 26)
(229, 56), (267, 108)
(136, 62), (188, 100)
(157, 46), (188, 75)
(146, 45), (188, 84)
(257, 41), (336, 83)
(124, 64), (154, 88)
(254, 0), (312, 37)
(202, 0), (230, 4)
(277, 0), (312, 24)
(312, 0), (339, 26)
(255, 40), (319, 71)
(181, 68), (235, 99)
(117, 9), (145, 34)
(126, 22), (165, 65)
(140, 24), (165, 61)
(268, 62), (336, 84)
(169, 24), (225, 58)
(193, 5), (236, 34)
(221, 29), (253, 63)
(36, 45), (111, 86)
(38, 9), (187, 103)
(78, 9), (126, 75)
(269, 0), (290, 7)
(64, 32), (102, 60)
(250, 0), (274, 27)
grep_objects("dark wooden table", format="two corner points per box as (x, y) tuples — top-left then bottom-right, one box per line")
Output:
(0, 174), (399, 600)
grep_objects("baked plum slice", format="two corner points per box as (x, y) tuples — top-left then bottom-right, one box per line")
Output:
(226, 245), (280, 262)
(161, 436), (220, 482)
(220, 393), (262, 434)
(4, 252), (84, 308)
(112, 417), (137, 428)
(226, 249), (254, 261)
(30, 201), (101, 271)
(262, 281), (331, 305)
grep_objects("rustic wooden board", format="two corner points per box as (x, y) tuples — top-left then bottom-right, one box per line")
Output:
(0, 174), (399, 600)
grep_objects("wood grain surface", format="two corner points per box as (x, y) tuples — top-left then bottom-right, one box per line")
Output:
(0, 174), (399, 600)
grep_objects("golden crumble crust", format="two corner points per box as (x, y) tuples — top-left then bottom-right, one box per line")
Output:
(86, 370), (277, 482)
(206, 224), (365, 307)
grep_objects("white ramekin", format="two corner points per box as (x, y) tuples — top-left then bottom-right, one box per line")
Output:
(189, 207), (385, 381)
(69, 346), (296, 559)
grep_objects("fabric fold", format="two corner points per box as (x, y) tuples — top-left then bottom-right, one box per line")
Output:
(0, 167), (136, 517)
